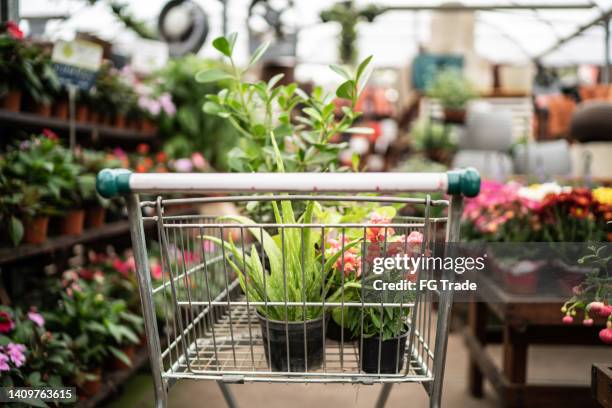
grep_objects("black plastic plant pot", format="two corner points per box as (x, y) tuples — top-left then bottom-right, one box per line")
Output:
(257, 312), (327, 372)
(359, 332), (409, 374)
(326, 317), (358, 342)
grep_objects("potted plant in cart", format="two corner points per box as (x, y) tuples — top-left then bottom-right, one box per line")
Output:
(426, 69), (476, 125)
(199, 33), (373, 371)
(331, 211), (421, 374)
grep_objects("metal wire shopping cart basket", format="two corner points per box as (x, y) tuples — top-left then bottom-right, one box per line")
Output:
(96, 169), (480, 408)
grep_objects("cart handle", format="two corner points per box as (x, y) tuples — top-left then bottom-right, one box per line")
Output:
(96, 168), (480, 198)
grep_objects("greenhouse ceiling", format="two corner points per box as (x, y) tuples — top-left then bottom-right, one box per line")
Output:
(20, 0), (612, 67)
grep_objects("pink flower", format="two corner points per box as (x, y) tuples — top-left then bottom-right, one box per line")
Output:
(6, 343), (26, 367)
(27, 310), (44, 328)
(0, 311), (14, 334)
(159, 93), (176, 116)
(191, 152), (207, 170)
(598, 305), (612, 318)
(0, 353), (9, 372)
(582, 318), (594, 326)
(335, 251), (361, 277)
(599, 326), (612, 344)
(173, 158), (194, 172)
(150, 262), (163, 280)
(562, 315), (573, 325)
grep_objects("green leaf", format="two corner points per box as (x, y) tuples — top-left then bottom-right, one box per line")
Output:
(351, 153), (360, 172)
(212, 36), (232, 57)
(356, 55), (373, 82)
(249, 41), (270, 67)
(108, 346), (132, 367)
(336, 80), (355, 100)
(329, 64), (351, 80)
(195, 69), (234, 83)
(267, 73), (285, 90)
(9, 216), (23, 246)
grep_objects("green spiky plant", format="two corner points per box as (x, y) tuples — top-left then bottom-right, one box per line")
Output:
(202, 139), (360, 322)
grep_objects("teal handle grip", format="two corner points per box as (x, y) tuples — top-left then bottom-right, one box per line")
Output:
(446, 168), (480, 197)
(96, 169), (132, 198)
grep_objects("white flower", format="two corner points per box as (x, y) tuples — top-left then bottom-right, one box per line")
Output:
(517, 182), (570, 202)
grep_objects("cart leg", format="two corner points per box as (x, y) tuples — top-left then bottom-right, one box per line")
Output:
(218, 382), (239, 408)
(375, 384), (393, 408)
(127, 194), (168, 408)
(430, 194), (464, 408)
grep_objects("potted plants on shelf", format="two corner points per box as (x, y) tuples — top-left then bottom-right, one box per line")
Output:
(48, 273), (144, 396)
(0, 21), (28, 112)
(76, 148), (122, 228)
(0, 131), (76, 245)
(410, 119), (457, 165)
(0, 306), (77, 398)
(20, 44), (60, 117)
(426, 68), (476, 125)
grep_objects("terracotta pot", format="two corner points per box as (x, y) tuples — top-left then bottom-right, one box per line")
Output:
(110, 345), (135, 371)
(24, 216), (49, 245)
(443, 108), (466, 125)
(32, 102), (52, 117)
(76, 105), (89, 123)
(53, 100), (69, 120)
(88, 110), (99, 124)
(1, 89), (22, 112)
(140, 119), (158, 135)
(78, 367), (102, 398)
(114, 113), (126, 129)
(85, 206), (106, 229)
(59, 209), (85, 236)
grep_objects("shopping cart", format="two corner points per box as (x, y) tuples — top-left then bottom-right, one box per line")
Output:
(96, 169), (480, 408)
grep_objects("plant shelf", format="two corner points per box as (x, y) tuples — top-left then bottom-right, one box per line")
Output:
(0, 220), (133, 265)
(0, 109), (156, 143)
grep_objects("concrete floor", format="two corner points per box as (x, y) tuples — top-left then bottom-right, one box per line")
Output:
(104, 331), (610, 408)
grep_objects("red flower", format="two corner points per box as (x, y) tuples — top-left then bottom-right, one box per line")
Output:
(42, 128), (58, 141)
(155, 151), (167, 163)
(4, 21), (23, 39)
(137, 143), (150, 155)
(0, 311), (14, 333)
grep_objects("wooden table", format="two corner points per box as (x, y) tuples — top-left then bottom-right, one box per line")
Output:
(592, 364), (612, 407)
(464, 274), (607, 408)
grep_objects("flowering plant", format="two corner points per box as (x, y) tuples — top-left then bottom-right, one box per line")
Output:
(47, 275), (143, 371)
(324, 208), (422, 340)
(0, 132), (85, 245)
(560, 245), (612, 344)
(0, 306), (76, 390)
(463, 181), (611, 242)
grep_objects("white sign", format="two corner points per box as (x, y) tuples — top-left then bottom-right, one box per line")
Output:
(51, 40), (103, 72)
(131, 39), (169, 75)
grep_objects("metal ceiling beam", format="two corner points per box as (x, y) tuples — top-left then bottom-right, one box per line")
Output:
(384, 3), (595, 12)
(535, 8), (612, 60)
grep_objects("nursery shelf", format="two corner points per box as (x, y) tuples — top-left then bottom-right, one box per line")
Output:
(0, 220), (133, 265)
(0, 207), (200, 265)
(0, 109), (156, 143)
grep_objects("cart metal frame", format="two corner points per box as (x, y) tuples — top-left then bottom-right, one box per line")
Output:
(97, 169), (480, 408)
